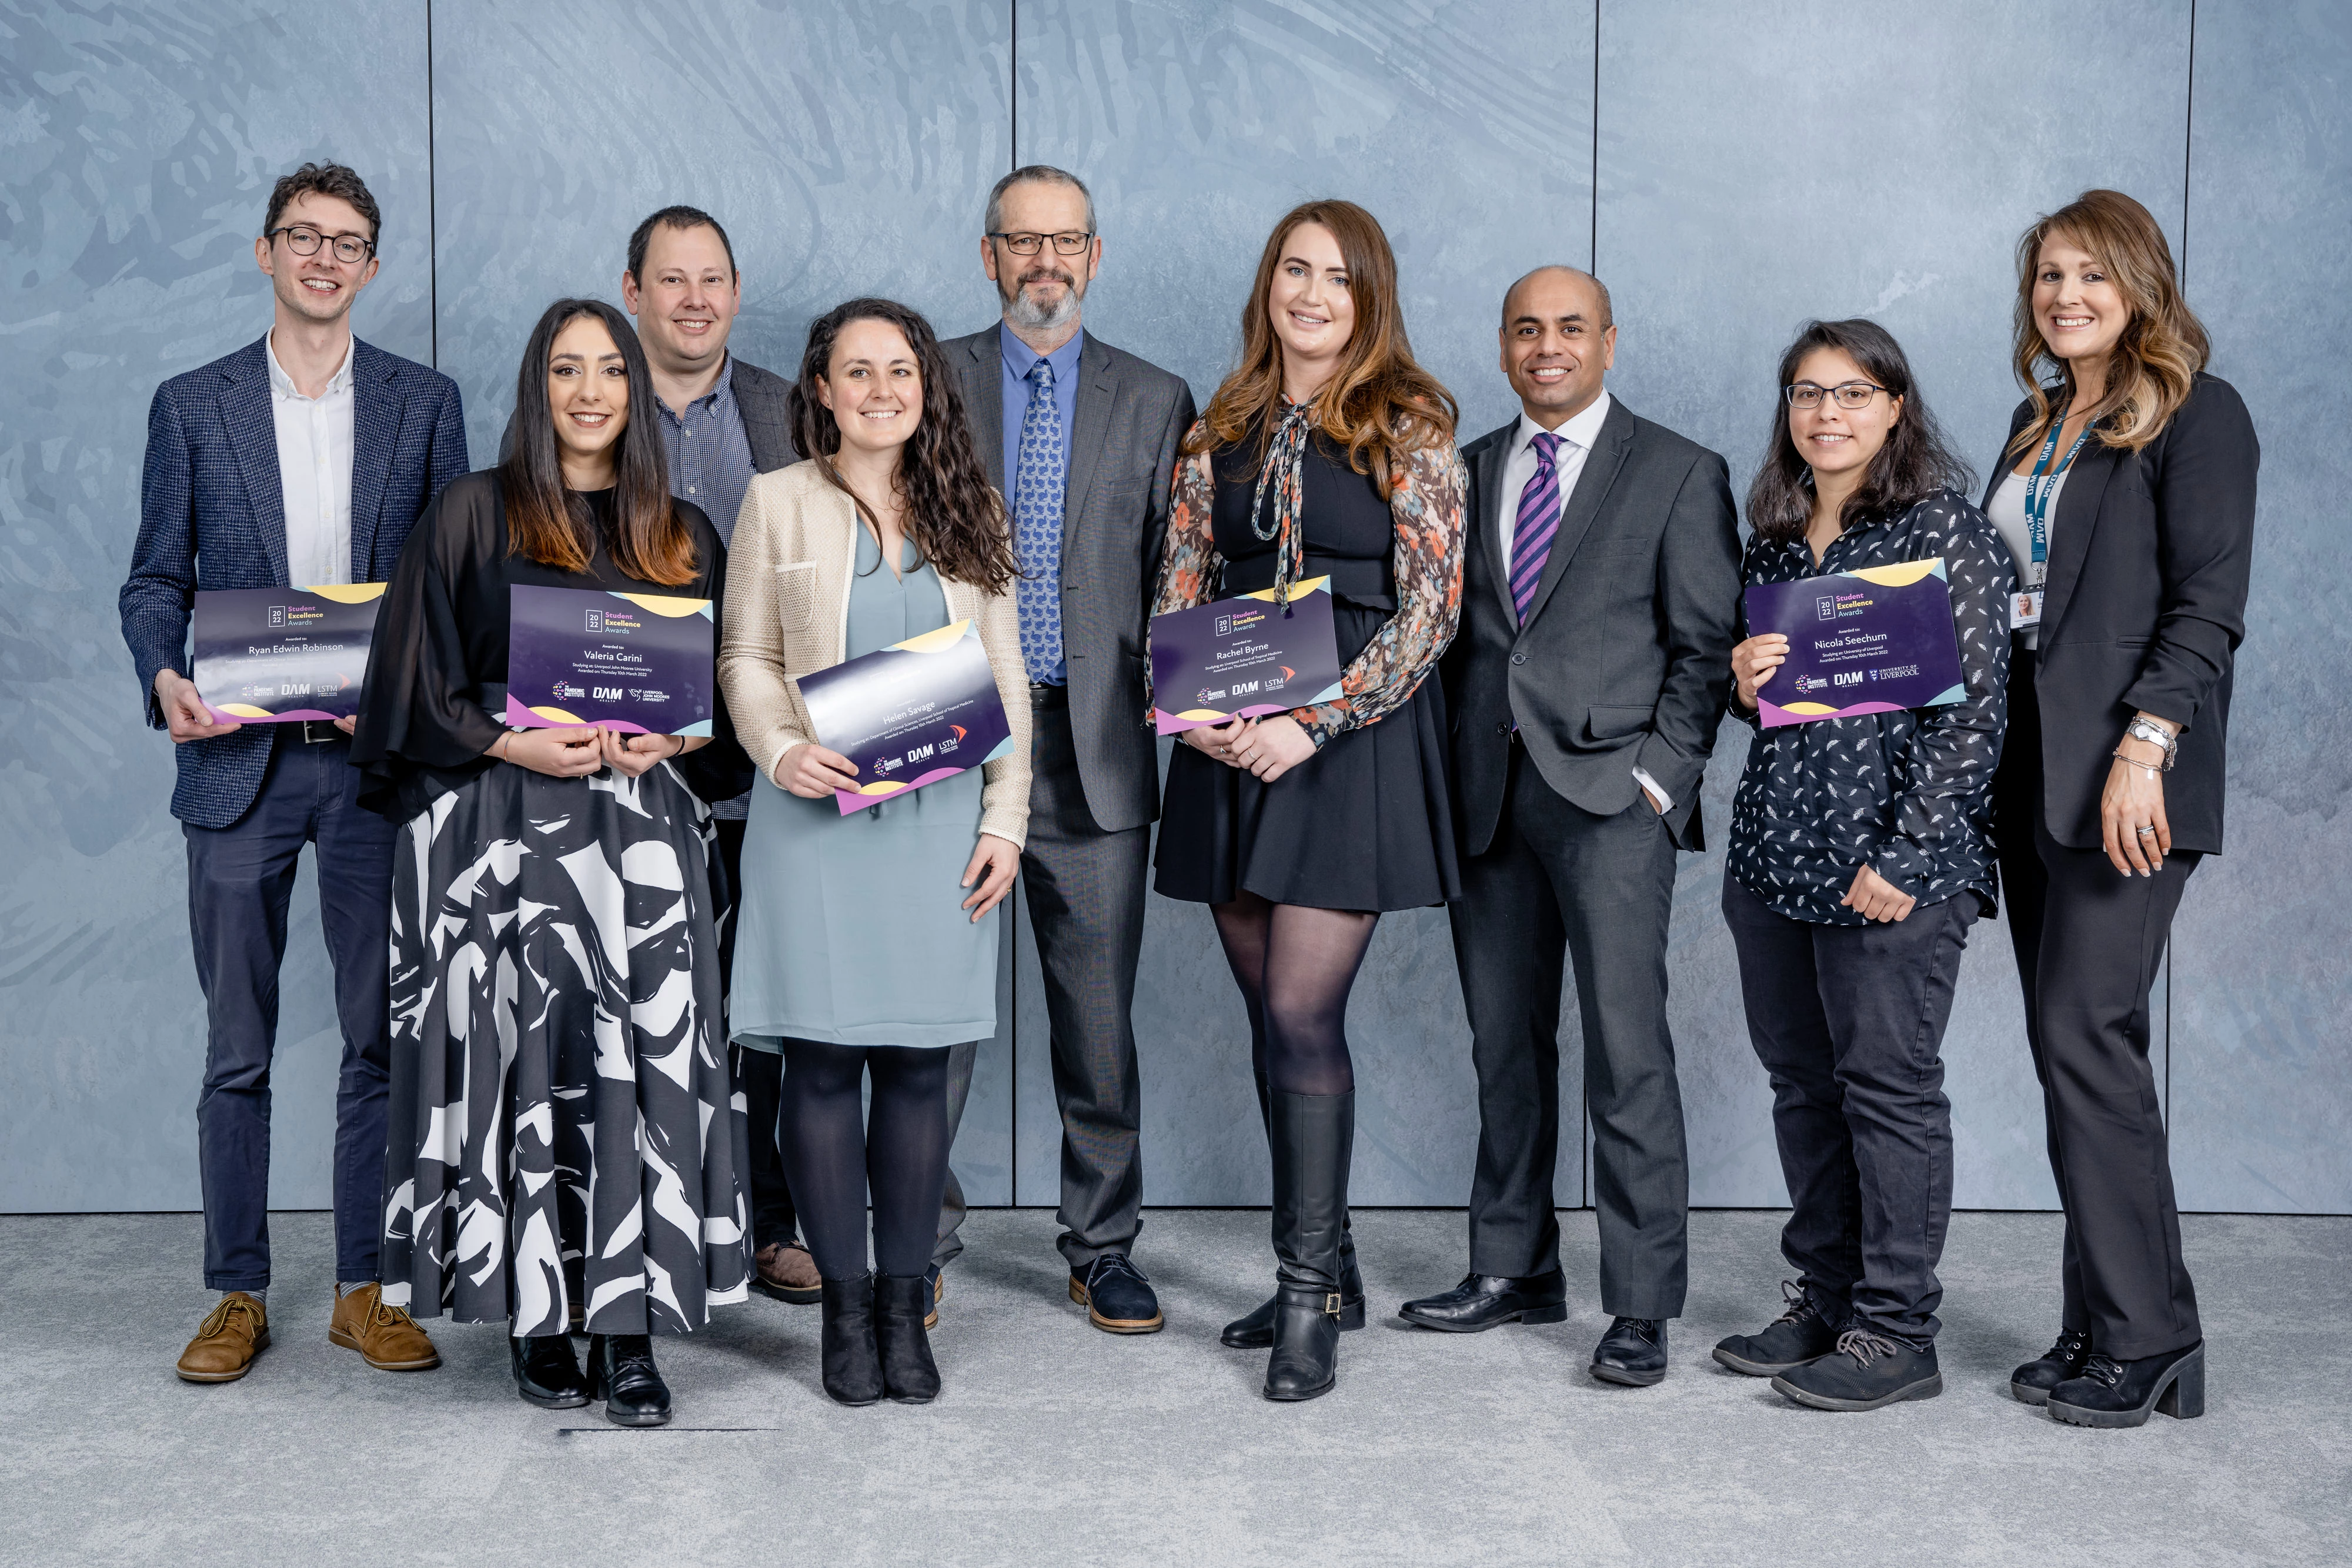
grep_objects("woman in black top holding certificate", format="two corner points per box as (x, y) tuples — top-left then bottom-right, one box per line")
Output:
(1150, 199), (1467, 1402)
(1985, 190), (2257, 1430)
(352, 299), (750, 1429)
(1718, 319), (2009, 1415)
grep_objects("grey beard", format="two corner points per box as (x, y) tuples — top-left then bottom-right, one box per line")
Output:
(1003, 275), (1083, 334)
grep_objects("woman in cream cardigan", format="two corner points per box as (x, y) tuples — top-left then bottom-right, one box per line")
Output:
(719, 298), (1030, 1407)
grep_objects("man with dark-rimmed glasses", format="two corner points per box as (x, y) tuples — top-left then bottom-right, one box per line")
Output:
(121, 161), (468, 1385)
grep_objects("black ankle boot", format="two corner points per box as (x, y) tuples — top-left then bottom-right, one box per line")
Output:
(1264, 1089), (1352, 1402)
(1223, 1070), (1365, 1350)
(587, 1333), (673, 1427)
(819, 1273), (884, 1407)
(2010, 1325), (2092, 1406)
(509, 1332), (590, 1409)
(874, 1275), (943, 1405)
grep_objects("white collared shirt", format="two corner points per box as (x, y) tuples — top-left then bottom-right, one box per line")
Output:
(265, 330), (356, 587)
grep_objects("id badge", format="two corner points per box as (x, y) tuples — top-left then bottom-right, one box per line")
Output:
(2010, 589), (2043, 630)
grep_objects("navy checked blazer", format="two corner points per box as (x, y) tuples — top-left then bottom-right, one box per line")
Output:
(120, 335), (470, 828)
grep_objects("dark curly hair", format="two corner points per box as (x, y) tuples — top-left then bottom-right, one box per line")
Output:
(788, 298), (1016, 593)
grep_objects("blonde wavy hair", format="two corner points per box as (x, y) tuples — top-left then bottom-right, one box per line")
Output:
(1188, 199), (1457, 492)
(2007, 189), (2210, 460)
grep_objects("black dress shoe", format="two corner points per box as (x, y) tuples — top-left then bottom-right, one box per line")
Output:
(874, 1275), (943, 1404)
(2047, 1341), (2204, 1428)
(587, 1333), (673, 1427)
(1223, 1226), (1364, 1348)
(1071, 1252), (1165, 1334)
(1713, 1281), (1842, 1376)
(1772, 1328), (1942, 1411)
(509, 1333), (591, 1409)
(1398, 1270), (1569, 1333)
(1590, 1316), (1668, 1386)
(819, 1273), (884, 1407)
(2009, 1325), (2091, 1406)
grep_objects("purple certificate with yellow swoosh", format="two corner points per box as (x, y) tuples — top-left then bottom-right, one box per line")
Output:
(505, 586), (714, 736)
(796, 619), (1013, 816)
(192, 583), (385, 723)
(1743, 557), (1967, 728)
(1148, 576), (1345, 735)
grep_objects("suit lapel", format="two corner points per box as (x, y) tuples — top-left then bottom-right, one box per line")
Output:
(963, 333), (1006, 494)
(2041, 439), (2119, 638)
(1471, 429), (1515, 625)
(348, 339), (397, 580)
(222, 338), (289, 585)
(1060, 333), (1116, 560)
(1520, 400), (1635, 630)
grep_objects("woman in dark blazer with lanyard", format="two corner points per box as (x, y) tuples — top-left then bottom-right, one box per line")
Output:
(1985, 189), (2257, 1429)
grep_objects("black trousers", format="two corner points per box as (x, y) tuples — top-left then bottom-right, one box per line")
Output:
(1995, 647), (2202, 1359)
(182, 733), (395, 1290)
(938, 693), (1149, 1269)
(1449, 745), (1687, 1318)
(1721, 873), (1975, 1345)
(714, 816), (799, 1252)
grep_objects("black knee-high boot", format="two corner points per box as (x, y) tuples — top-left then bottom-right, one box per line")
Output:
(1224, 1072), (1365, 1349)
(1265, 1089), (1353, 1401)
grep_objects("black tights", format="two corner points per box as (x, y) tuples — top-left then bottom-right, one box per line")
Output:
(1209, 891), (1379, 1096)
(779, 1040), (952, 1281)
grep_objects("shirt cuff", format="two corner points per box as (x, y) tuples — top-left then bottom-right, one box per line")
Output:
(1631, 767), (1673, 814)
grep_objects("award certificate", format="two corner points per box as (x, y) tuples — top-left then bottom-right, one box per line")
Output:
(796, 620), (1013, 816)
(193, 584), (385, 723)
(1148, 576), (1345, 735)
(505, 586), (715, 735)
(1743, 557), (1967, 728)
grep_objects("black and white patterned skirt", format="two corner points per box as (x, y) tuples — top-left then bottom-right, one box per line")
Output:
(379, 761), (750, 1336)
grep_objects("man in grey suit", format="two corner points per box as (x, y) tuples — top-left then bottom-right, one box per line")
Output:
(1404, 267), (1741, 1385)
(934, 165), (1196, 1333)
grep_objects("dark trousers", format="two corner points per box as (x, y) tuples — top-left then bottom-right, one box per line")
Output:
(1720, 873), (1974, 1345)
(1449, 746), (1687, 1318)
(714, 816), (799, 1252)
(938, 693), (1149, 1270)
(1995, 648), (2202, 1359)
(182, 732), (396, 1291)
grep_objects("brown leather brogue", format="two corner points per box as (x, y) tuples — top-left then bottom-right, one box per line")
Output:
(176, 1293), (269, 1382)
(754, 1242), (823, 1305)
(328, 1283), (441, 1371)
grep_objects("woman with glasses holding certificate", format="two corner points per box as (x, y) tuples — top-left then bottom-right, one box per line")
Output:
(1717, 318), (2009, 1415)
(1148, 199), (1466, 1403)
(352, 299), (752, 1428)
(719, 297), (1029, 1409)
(1984, 190), (2257, 1430)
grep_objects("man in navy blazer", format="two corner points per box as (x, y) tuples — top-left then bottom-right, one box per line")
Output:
(119, 163), (468, 1384)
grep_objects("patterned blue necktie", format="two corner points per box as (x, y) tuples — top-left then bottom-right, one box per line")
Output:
(1013, 358), (1066, 684)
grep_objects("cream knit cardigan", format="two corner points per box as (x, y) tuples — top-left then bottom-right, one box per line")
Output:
(718, 460), (1033, 849)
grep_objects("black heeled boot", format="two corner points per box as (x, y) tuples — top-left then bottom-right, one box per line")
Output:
(1264, 1089), (1352, 1402)
(509, 1333), (590, 1409)
(819, 1273), (885, 1407)
(1222, 1071), (1365, 1349)
(874, 1275), (943, 1405)
(587, 1333), (673, 1427)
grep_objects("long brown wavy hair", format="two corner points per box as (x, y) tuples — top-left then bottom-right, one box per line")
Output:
(787, 298), (1017, 594)
(2006, 189), (2210, 460)
(501, 298), (699, 586)
(1187, 199), (1457, 493)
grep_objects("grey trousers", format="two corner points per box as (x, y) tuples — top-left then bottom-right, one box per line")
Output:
(1449, 747), (1689, 1319)
(937, 697), (1150, 1271)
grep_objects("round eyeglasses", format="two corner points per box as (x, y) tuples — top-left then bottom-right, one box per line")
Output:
(266, 225), (375, 265)
(987, 230), (1095, 257)
(1784, 380), (1890, 410)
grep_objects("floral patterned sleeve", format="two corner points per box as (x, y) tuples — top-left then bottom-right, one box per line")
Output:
(1292, 440), (1469, 747)
(1142, 436), (1222, 722)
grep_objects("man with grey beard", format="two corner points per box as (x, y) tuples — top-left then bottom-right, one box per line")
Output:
(934, 165), (1195, 1335)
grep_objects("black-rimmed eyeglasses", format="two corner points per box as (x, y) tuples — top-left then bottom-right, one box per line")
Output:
(987, 230), (1094, 256)
(1783, 380), (1890, 410)
(266, 225), (375, 265)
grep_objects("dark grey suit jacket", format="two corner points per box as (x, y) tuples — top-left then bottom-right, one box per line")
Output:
(499, 353), (797, 474)
(947, 325), (1195, 834)
(1441, 397), (1743, 855)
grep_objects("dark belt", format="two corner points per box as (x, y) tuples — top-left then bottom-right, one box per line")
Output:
(288, 720), (345, 745)
(1220, 553), (1395, 611)
(1030, 681), (1068, 710)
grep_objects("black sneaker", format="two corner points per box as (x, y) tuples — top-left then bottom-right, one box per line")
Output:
(1772, 1327), (1942, 1412)
(2009, 1325), (2090, 1406)
(1070, 1252), (1165, 1334)
(1713, 1280), (1842, 1376)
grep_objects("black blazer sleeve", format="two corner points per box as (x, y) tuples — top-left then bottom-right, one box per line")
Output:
(2124, 376), (2260, 731)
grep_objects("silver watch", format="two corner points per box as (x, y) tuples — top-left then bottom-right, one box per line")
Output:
(2124, 717), (2179, 771)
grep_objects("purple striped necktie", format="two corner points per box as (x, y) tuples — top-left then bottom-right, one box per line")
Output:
(1511, 430), (1566, 624)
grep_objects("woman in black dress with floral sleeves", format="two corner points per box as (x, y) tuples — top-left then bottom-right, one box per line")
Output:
(1150, 199), (1466, 1402)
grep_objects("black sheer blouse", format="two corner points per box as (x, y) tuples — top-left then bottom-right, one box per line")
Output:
(352, 469), (750, 821)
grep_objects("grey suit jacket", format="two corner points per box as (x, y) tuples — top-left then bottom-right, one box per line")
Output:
(499, 353), (797, 472)
(947, 325), (1196, 834)
(1441, 397), (1743, 855)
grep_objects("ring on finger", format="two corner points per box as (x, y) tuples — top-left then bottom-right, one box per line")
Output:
(2134, 825), (2159, 837)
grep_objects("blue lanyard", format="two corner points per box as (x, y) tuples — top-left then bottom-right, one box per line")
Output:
(2022, 412), (2091, 584)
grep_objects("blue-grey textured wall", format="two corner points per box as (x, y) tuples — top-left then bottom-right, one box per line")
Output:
(2, 1), (2343, 1216)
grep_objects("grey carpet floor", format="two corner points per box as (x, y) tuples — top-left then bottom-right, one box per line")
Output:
(4, 1209), (2345, 1568)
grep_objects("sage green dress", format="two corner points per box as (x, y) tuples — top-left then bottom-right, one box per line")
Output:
(730, 530), (997, 1050)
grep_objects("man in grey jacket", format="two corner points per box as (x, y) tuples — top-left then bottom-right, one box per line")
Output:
(934, 165), (1195, 1333)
